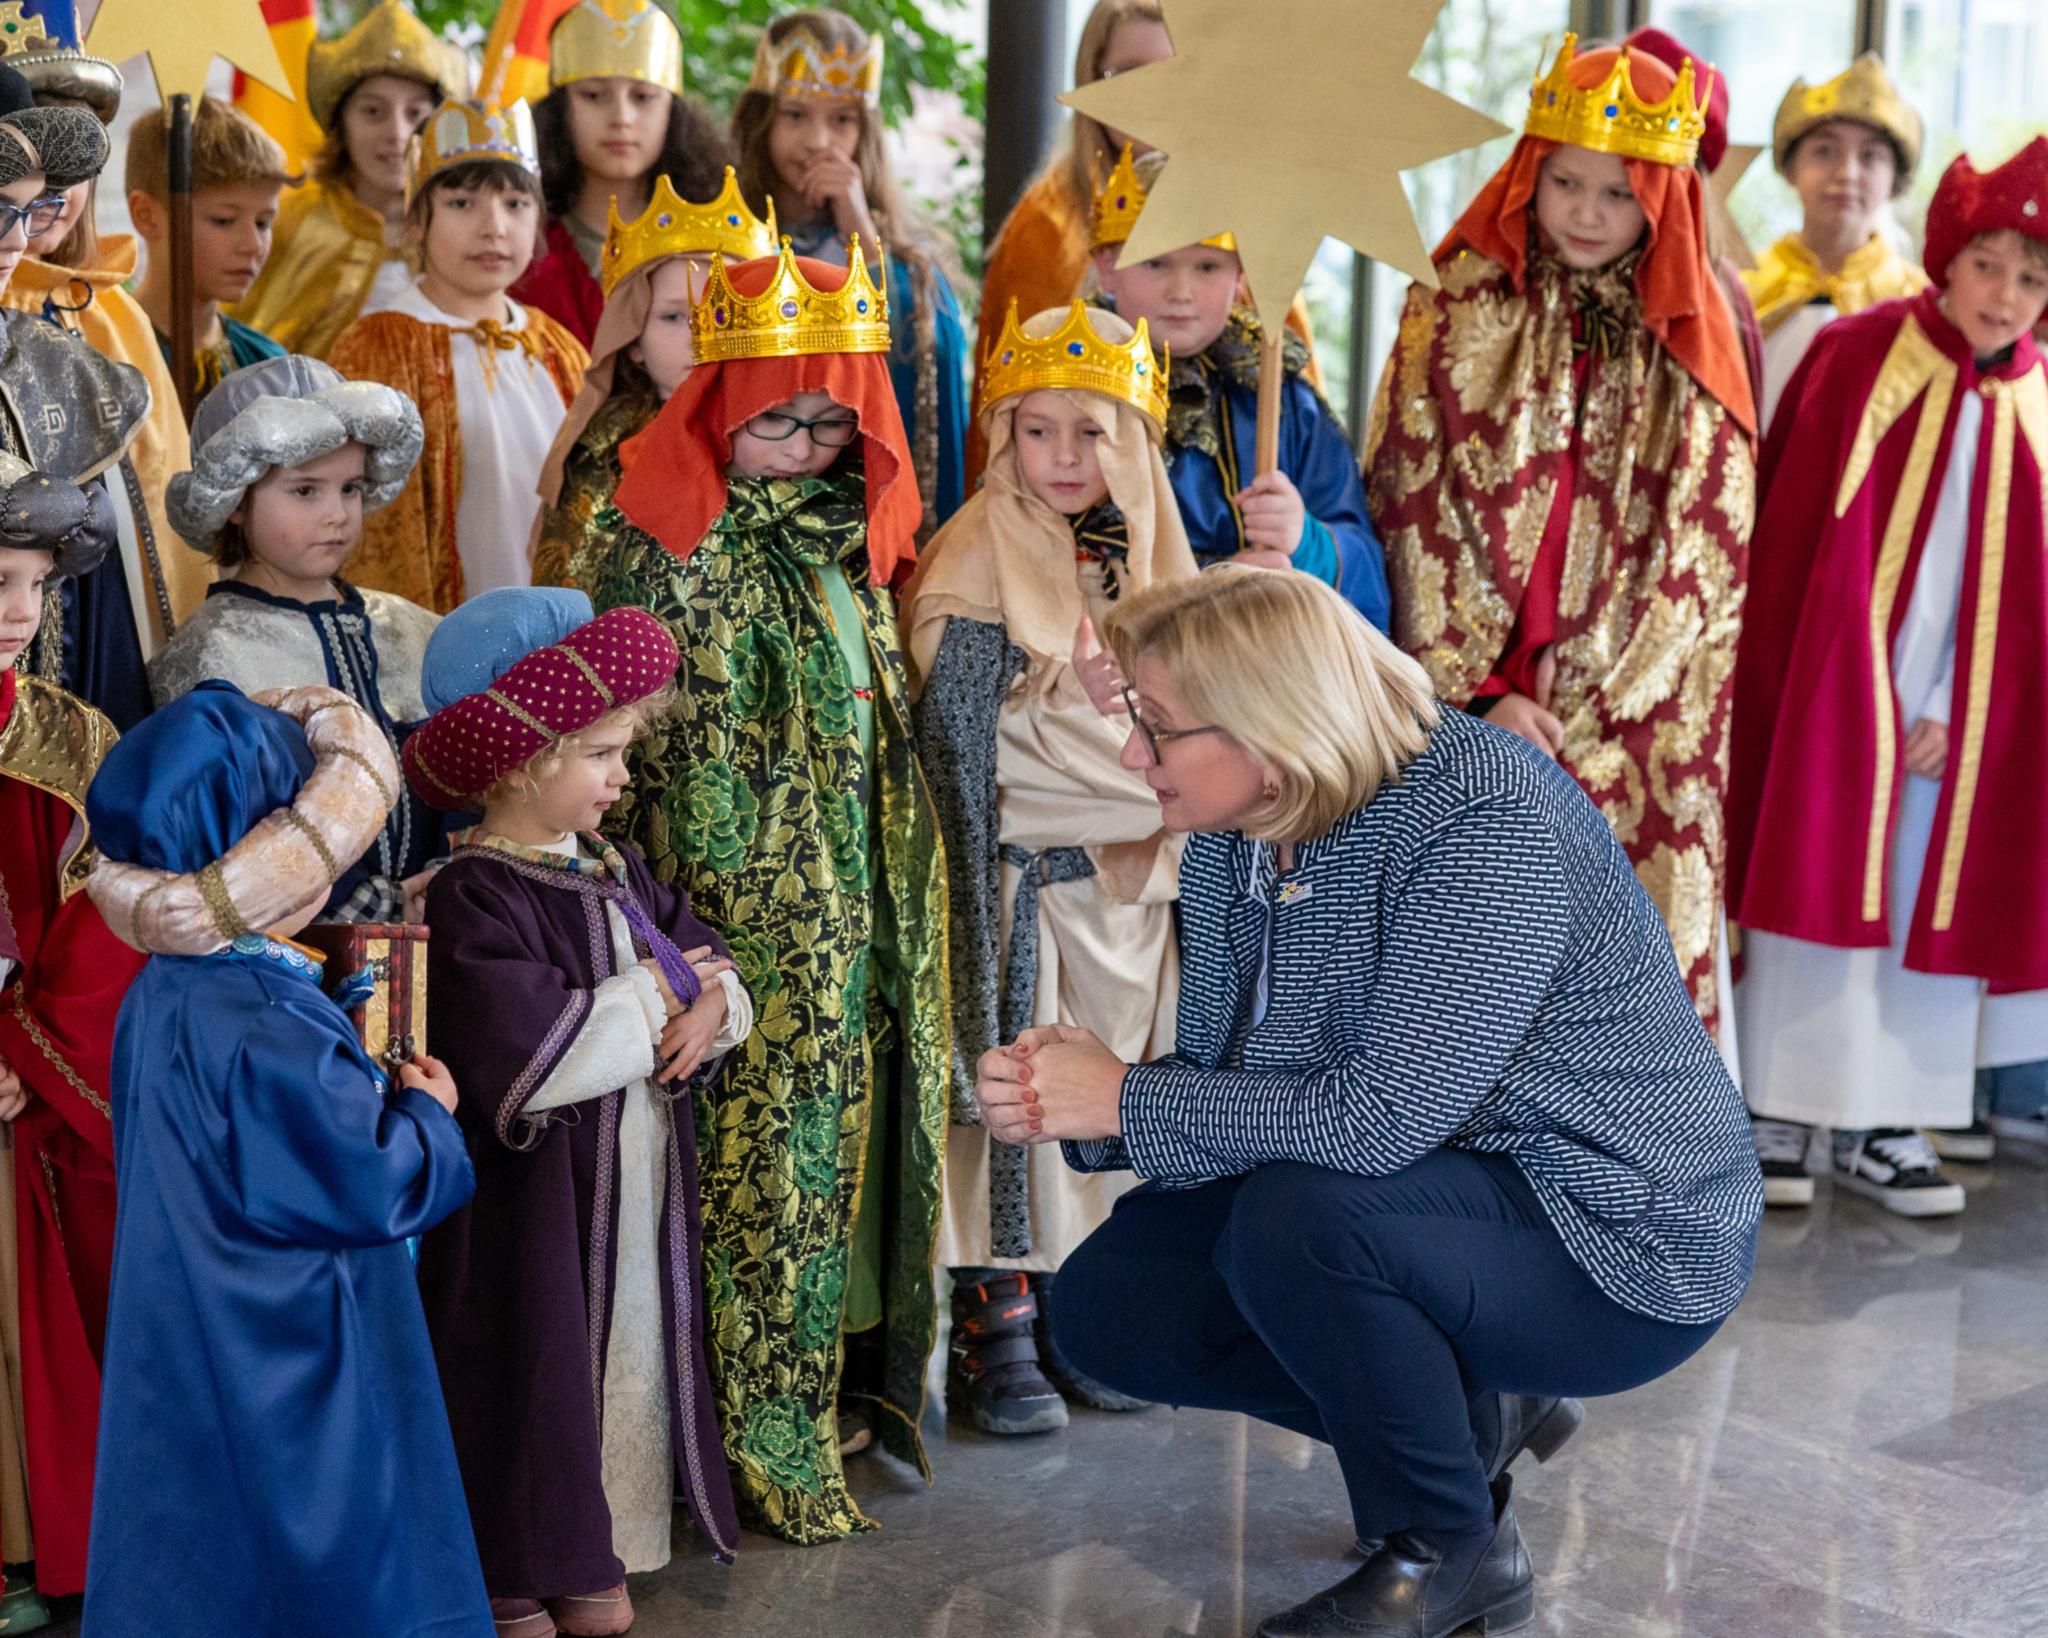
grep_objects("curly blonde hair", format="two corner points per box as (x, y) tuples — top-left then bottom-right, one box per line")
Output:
(481, 685), (679, 808)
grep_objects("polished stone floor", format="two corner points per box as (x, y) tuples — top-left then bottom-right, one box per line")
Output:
(42, 1146), (2048, 1636)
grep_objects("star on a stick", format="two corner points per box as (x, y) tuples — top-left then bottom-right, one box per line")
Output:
(1063, 0), (1509, 326)
(86, 0), (292, 105)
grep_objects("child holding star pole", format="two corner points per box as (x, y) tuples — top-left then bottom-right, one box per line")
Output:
(1087, 146), (1390, 627)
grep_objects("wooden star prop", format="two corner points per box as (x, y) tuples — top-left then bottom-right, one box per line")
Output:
(1062, 0), (1509, 325)
(1711, 142), (1765, 269)
(86, 0), (292, 105)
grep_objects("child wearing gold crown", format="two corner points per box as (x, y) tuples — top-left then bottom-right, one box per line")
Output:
(332, 99), (588, 614)
(1743, 55), (1927, 426)
(513, 0), (734, 348)
(899, 300), (1194, 1438)
(530, 166), (778, 590)
(1369, 35), (1756, 1041)
(1728, 139), (2048, 1214)
(733, 9), (969, 532)
(234, 0), (470, 359)
(590, 242), (949, 1544)
(1089, 146), (1389, 628)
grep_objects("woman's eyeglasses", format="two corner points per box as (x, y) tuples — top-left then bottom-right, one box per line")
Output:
(742, 410), (860, 448)
(1120, 684), (1228, 767)
(0, 196), (65, 242)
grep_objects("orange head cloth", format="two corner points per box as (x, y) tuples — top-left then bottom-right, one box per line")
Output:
(611, 252), (922, 586)
(1437, 45), (1756, 441)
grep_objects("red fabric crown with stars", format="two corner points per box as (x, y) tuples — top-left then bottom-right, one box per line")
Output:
(1924, 136), (2048, 286)
(403, 606), (679, 810)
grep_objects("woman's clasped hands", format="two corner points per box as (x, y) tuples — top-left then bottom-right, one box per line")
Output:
(974, 1024), (1129, 1146)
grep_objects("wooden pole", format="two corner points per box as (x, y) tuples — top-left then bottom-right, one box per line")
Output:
(168, 93), (196, 425)
(1253, 327), (1285, 477)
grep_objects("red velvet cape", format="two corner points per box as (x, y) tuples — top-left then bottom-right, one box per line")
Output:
(1727, 288), (2048, 988)
(0, 671), (144, 1594)
(511, 222), (606, 351)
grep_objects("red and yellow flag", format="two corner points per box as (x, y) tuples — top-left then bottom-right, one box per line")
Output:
(234, 0), (322, 171)
(479, 0), (579, 109)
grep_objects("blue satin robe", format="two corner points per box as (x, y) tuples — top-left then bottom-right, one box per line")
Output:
(1167, 367), (1393, 631)
(84, 939), (490, 1638)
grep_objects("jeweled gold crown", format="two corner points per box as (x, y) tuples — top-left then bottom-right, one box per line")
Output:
(692, 236), (890, 363)
(1525, 33), (1712, 170)
(408, 99), (540, 198)
(307, 0), (470, 132)
(746, 23), (882, 106)
(1773, 53), (1922, 183)
(981, 300), (1169, 430)
(602, 168), (779, 295)
(1090, 143), (1236, 252)
(549, 0), (683, 95)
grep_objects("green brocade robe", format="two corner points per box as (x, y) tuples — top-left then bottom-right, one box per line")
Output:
(531, 390), (657, 593)
(580, 465), (950, 1545)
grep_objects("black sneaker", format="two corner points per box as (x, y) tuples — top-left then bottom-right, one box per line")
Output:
(1032, 1271), (1150, 1412)
(1752, 1117), (1815, 1206)
(1928, 1119), (1997, 1163)
(1832, 1128), (1965, 1217)
(947, 1269), (1068, 1436)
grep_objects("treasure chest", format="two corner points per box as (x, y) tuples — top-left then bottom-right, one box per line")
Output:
(299, 922), (428, 1083)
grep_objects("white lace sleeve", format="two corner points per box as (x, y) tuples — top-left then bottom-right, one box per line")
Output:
(525, 969), (663, 1113)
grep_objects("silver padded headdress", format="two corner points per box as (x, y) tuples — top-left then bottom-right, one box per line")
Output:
(167, 355), (425, 555)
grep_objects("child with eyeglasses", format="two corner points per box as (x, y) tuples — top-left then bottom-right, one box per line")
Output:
(573, 242), (953, 1545)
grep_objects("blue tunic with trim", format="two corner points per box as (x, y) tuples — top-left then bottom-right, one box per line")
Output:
(84, 937), (489, 1638)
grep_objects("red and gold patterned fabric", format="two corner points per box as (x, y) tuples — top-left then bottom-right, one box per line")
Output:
(0, 671), (143, 1596)
(1369, 105), (1756, 1024)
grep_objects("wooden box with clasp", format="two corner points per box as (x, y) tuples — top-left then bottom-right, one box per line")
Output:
(299, 922), (427, 1085)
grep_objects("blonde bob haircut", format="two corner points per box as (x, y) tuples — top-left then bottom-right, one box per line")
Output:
(1103, 567), (1440, 845)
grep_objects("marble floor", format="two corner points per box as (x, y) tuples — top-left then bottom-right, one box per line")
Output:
(40, 1145), (2048, 1637)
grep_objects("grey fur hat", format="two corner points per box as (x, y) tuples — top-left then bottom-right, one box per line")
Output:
(167, 355), (425, 554)
(0, 452), (114, 577)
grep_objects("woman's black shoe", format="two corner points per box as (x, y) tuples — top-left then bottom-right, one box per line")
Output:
(1262, 1481), (1535, 1638)
(946, 1269), (1068, 1436)
(1486, 1393), (1582, 1480)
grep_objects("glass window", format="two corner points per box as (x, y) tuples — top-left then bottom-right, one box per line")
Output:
(1883, 0), (2048, 248)
(1647, 0), (1862, 254)
(1354, 0), (1575, 430)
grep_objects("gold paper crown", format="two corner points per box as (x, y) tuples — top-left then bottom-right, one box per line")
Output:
(602, 168), (779, 295)
(1772, 53), (1923, 184)
(1090, 144), (1236, 252)
(307, 0), (470, 132)
(549, 0), (683, 95)
(692, 236), (889, 363)
(1525, 33), (1711, 170)
(408, 99), (540, 198)
(746, 23), (882, 106)
(981, 300), (1169, 430)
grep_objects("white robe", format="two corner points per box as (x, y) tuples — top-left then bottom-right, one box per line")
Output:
(364, 282), (563, 601)
(1738, 391), (2048, 1128)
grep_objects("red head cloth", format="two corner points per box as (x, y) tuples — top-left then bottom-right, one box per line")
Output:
(403, 606), (680, 810)
(1924, 137), (2048, 287)
(1621, 26), (1727, 174)
(1439, 44), (1757, 439)
(611, 252), (922, 587)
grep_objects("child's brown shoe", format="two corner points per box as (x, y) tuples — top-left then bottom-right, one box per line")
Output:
(547, 1584), (633, 1637)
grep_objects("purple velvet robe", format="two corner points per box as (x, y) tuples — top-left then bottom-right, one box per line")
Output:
(416, 838), (741, 1600)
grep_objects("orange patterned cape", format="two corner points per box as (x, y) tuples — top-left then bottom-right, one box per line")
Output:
(1368, 245), (1754, 1024)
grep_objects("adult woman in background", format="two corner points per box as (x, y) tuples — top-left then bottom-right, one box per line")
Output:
(976, 569), (1762, 1638)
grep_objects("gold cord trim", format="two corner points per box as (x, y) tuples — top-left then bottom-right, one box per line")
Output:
(196, 860), (252, 943)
